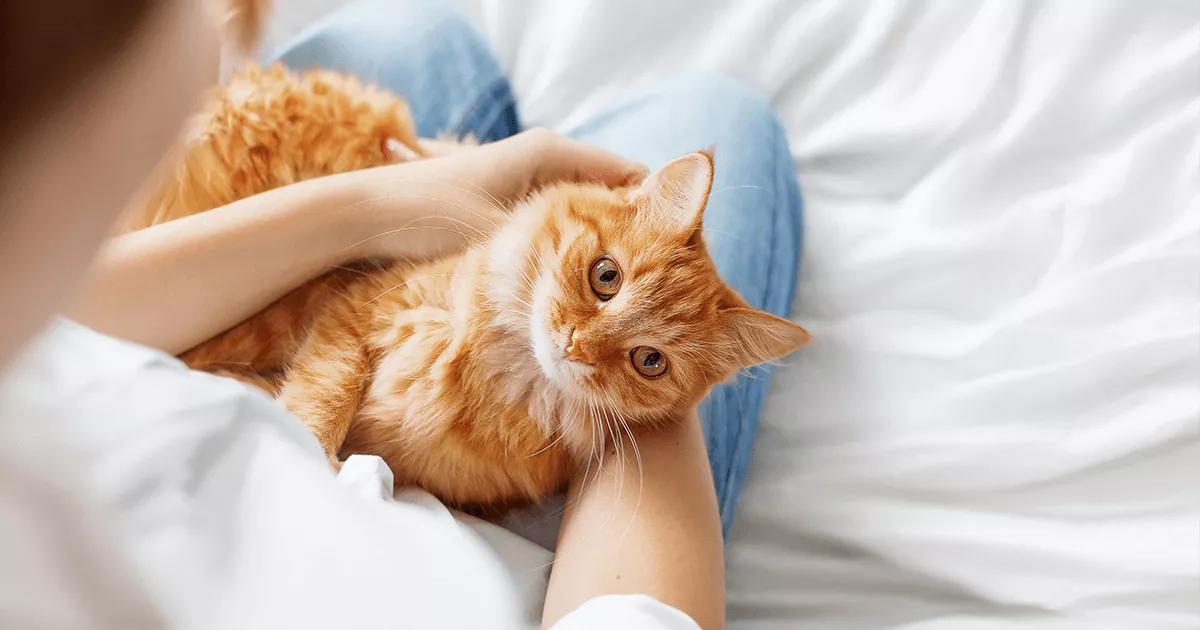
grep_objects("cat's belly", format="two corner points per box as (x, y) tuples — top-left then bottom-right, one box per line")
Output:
(343, 313), (571, 508)
(341, 404), (570, 508)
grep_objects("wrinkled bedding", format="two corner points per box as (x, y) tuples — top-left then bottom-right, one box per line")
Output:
(270, 1), (1200, 628)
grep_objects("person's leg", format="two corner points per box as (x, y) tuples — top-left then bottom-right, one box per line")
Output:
(568, 72), (803, 539)
(270, 0), (519, 142)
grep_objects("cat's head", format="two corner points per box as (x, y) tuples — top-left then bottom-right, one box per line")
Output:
(522, 150), (809, 421)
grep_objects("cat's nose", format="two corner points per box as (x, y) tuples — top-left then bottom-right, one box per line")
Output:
(563, 327), (594, 364)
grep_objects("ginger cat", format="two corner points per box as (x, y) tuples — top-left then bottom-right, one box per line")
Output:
(136, 65), (809, 511)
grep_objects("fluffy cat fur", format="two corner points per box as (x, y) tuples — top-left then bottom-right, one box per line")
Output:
(135, 65), (810, 510)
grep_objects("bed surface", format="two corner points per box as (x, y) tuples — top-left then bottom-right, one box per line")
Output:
(270, 1), (1200, 627)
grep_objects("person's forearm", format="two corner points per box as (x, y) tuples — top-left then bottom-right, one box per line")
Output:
(70, 161), (496, 354)
(542, 410), (725, 629)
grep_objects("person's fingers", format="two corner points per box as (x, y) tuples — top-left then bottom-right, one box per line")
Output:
(558, 136), (649, 186)
(527, 130), (648, 187)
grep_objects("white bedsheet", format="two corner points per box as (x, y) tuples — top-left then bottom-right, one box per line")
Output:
(264, 1), (1200, 627)
(437, 1), (1200, 628)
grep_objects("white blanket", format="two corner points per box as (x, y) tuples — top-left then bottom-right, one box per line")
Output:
(441, 1), (1200, 628)
(265, 1), (1200, 627)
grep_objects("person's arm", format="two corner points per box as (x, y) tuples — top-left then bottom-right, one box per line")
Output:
(70, 130), (645, 354)
(542, 409), (725, 629)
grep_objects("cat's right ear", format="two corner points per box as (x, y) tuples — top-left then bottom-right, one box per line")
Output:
(635, 151), (714, 236)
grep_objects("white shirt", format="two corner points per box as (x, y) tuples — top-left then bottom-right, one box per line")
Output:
(0, 320), (697, 629)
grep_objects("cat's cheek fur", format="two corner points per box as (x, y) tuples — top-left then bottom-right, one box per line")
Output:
(530, 275), (598, 393)
(530, 279), (568, 388)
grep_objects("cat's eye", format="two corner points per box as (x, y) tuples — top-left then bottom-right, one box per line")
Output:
(630, 346), (668, 378)
(588, 256), (622, 300)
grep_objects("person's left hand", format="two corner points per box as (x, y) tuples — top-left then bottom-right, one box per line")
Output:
(344, 129), (647, 260)
(419, 128), (648, 202)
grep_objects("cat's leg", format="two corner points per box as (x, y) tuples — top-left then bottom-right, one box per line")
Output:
(276, 309), (374, 467)
(209, 368), (284, 395)
(271, 0), (520, 143)
(567, 72), (803, 539)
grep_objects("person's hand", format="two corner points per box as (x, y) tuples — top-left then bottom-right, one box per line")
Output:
(344, 129), (647, 260)
(423, 128), (649, 201)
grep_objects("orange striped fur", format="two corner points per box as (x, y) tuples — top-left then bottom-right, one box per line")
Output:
(139, 66), (809, 510)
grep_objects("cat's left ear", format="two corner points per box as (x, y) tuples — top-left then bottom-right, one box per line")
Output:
(635, 149), (714, 236)
(721, 304), (811, 368)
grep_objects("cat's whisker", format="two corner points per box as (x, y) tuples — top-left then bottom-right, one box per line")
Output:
(595, 402), (609, 485)
(369, 175), (511, 229)
(609, 408), (629, 526)
(621, 417), (643, 511)
(421, 178), (510, 220)
(364, 272), (453, 304)
(528, 246), (546, 270)
(506, 293), (534, 310)
(525, 417), (568, 459)
(431, 214), (492, 248)
(581, 393), (624, 531)
(597, 402), (622, 521)
(511, 247), (544, 303)
(346, 225), (466, 252)
(593, 401), (609, 489)
(369, 175), (510, 222)
(515, 258), (539, 295)
(357, 172), (504, 214)
(325, 190), (492, 236)
(330, 264), (377, 277)
(324, 193), (403, 213)
(336, 191), (498, 245)
(588, 398), (606, 489)
(482, 306), (532, 322)
(600, 391), (644, 540)
(606, 404), (627, 504)
(614, 419), (643, 542)
(577, 399), (596, 494)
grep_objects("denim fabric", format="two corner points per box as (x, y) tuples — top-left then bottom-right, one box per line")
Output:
(274, 0), (519, 141)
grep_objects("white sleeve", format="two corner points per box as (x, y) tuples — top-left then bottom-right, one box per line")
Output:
(551, 594), (701, 630)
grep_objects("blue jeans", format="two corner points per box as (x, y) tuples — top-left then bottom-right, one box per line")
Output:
(275, 0), (803, 539)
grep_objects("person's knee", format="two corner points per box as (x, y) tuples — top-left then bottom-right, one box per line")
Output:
(298, 0), (481, 62)
(275, 0), (513, 138)
(657, 71), (783, 134)
(650, 72), (800, 247)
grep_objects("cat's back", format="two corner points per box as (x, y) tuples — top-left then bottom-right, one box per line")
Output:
(134, 64), (421, 229)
